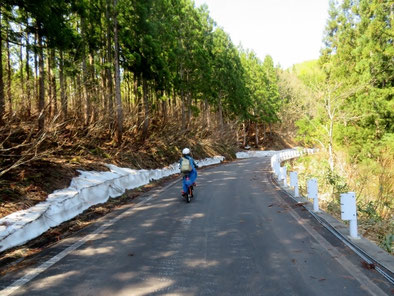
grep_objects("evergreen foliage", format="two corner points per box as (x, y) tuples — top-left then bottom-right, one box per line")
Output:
(0, 0), (281, 138)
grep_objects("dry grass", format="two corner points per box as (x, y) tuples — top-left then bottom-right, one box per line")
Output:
(0, 111), (241, 219)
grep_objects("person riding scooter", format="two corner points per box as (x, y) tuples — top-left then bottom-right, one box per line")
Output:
(179, 148), (198, 197)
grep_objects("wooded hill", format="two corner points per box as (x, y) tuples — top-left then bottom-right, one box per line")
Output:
(279, 0), (393, 252)
(0, 0), (280, 145)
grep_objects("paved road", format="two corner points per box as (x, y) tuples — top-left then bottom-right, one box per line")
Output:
(1, 158), (392, 295)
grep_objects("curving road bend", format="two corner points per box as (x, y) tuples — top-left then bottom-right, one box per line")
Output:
(0, 158), (392, 295)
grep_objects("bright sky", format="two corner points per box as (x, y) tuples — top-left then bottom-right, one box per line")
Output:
(194, 0), (330, 69)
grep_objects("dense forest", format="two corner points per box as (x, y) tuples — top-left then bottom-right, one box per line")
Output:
(0, 0), (280, 174)
(0, 0), (392, 249)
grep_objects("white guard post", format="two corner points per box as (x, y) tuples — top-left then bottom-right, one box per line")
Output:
(277, 165), (283, 180)
(275, 161), (280, 179)
(340, 192), (359, 239)
(289, 172), (299, 197)
(280, 166), (287, 186)
(307, 178), (319, 212)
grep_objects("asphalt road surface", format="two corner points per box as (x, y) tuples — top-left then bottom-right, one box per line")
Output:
(1, 158), (392, 295)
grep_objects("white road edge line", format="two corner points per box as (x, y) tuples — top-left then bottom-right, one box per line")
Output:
(0, 179), (179, 296)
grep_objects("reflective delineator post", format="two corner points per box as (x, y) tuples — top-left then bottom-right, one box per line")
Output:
(307, 178), (319, 212)
(349, 219), (358, 239)
(290, 172), (299, 197)
(278, 165), (283, 180)
(280, 166), (287, 186)
(271, 155), (278, 178)
(275, 161), (280, 179)
(340, 192), (359, 239)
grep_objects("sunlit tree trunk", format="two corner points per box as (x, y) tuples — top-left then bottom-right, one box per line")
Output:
(76, 73), (81, 120)
(113, 0), (123, 144)
(205, 99), (210, 129)
(105, 0), (114, 122)
(181, 90), (186, 130)
(186, 93), (191, 127)
(255, 122), (259, 147)
(142, 77), (149, 137)
(25, 31), (31, 117)
(47, 47), (52, 117)
(37, 26), (45, 131)
(242, 122), (247, 147)
(34, 31), (39, 110)
(134, 75), (143, 127)
(19, 28), (24, 114)
(218, 94), (223, 130)
(102, 60), (107, 114)
(81, 16), (90, 126)
(51, 49), (57, 116)
(89, 53), (97, 123)
(162, 91), (167, 124)
(328, 112), (334, 172)
(6, 19), (12, 114)
(0, 8), (4, 124)
(60, 50), (67, 119)
(127, 73), (133, 112)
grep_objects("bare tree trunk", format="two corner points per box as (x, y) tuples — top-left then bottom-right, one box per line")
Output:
(205, 99), (210, 129)
(47, 48), (52, 118)
(6, 20), (12, 114)
(235, 125), (239, 146)
(76, 73), (82, 120)
(107, 56), (113, 121)
(102, 62), (107, 114)
(132, 74), (137, 110)
(218, 94), (223, 130)
(328, 118), (334, 171)
(255, 122), (259, 147)
(19, 29), (25, 114)
(187, 93), (192, 126)
(142, 77), (149, 137)
(81, 16), (90, 126)
(0, 8), (4, 124)
(113, 0), (123, 144)
(34, 31), (39, 111)
(162, 91), (167, 124)
(60, 50), (67, 120)
(89, 53), (97, 123)
(106, 0), (113, 121)
(127, 73), (133, 112)
(243, 122), (247, 147)
(25, 31), (31, 117)
(37, 27), (45, 131)
(51, 49), (57, 116)
(181, 90), (186, 130)
(201, 100), (205, 127)
(172, 88), (177, 119)
(134, 75), (143, 127)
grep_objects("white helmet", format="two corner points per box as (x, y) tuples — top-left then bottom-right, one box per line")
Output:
(182, 148), (190, 155)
